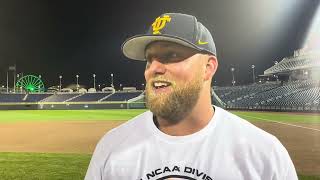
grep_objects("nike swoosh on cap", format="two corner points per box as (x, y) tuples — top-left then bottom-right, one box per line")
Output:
(198, 40), (208, 45)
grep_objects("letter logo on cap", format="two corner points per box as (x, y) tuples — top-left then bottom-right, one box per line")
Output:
(152, 15), (171, 35)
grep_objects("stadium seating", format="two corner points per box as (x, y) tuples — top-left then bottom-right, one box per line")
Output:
(216, 80), (319, 111)
(0, 94), (25, 102)
(40, 93), (81, 102)
(0, 82), (318, 112)
(214, 82), (280, 105)
(24, 94), (53, 102)
(67, 92), (112, 102)
(102, 91), (142, 101)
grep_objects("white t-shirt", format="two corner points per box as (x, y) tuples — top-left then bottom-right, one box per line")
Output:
(85, 106), (298, 180)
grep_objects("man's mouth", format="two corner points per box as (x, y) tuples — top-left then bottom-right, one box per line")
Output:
(152, 81), (172, 90)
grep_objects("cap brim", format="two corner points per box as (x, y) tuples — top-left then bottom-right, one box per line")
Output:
(122, 35), (201, 61)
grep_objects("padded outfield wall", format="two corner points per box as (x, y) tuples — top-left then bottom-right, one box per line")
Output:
(226, 105), (320, 113)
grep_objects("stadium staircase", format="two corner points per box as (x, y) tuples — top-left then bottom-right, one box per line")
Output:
(98, 92), (114, 102)
(22, 94), (28, 101)
(64, 93), (84, 102)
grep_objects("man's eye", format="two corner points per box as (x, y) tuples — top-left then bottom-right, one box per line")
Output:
(144, 52), (181, 64)
(158, 53), (180, 62)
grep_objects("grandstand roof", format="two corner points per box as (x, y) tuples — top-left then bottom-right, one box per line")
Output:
(264, 49), (320, 75)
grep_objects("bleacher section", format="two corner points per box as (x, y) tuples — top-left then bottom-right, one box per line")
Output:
(102, 91), (142, 101)
(0, 94), (26, 102)
(25, 94), (53, 102)
(41, 93), (80, 102)
(265, 87), (320, 107)
(67, 92), (112, 102)
(214, 82), (280, 105)
(215, 80), (320, 111)
(0, 85), (318, 111)
(0, 91), (143, 103)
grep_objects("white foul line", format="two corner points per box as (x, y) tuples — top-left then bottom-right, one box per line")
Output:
(240, 114), (320, 132)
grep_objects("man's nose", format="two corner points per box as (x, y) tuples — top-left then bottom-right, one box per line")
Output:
(148, 59), (166, 75)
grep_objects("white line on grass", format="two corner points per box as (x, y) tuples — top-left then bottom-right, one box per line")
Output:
(240, 114), (320, 132)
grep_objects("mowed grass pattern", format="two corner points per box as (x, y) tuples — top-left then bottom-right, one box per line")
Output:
(0, 109), (319, 180)
(0, 109), (147, 122)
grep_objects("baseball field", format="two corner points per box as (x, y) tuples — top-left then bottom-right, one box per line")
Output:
(0, 109), (319, 180)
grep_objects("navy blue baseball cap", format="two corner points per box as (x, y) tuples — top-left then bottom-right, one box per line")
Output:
(122, 13), (217, 61)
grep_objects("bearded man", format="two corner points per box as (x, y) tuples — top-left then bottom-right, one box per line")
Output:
(85, 13), (297, 180)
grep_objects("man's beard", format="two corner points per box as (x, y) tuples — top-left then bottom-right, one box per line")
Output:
(145, 76), (202, 124)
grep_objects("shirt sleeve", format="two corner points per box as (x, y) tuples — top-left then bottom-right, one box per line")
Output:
(271, 137), (298, 180)
(84, 137), (107, 180)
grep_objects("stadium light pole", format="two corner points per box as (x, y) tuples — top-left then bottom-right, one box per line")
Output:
(230, 67), (235, 86)
(59, 75), (62, 92)
(76, 75), (79, 92)
(13, 68), (16, 93)
(16, 74), (20, 93)
(93, 74), (96, 89)
(251, 65), (255, 83)
(273, 61), (279, 81)
(6, 71), (8, 93)
(110, 73), (114, 87)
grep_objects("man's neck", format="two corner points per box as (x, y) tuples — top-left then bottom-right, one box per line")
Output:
(154, 103), (215, 136)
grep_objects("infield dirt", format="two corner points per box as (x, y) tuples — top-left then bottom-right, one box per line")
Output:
(0, 120), (319, 176)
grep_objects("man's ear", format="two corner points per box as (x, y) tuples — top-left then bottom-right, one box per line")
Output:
(204, 55), (218, 81)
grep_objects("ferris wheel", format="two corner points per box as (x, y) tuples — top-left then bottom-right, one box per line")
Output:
(16, 75), (45, 92)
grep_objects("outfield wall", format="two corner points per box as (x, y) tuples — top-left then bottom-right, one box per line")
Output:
(0, 102), (319, 113)
(226, 105), (320, 112)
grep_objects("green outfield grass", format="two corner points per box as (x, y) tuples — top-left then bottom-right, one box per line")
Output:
(0, 109), (147, 122)
(232, 111), (320, 123)
(0, 152), (91, 180)
(0, 109), (319, 123)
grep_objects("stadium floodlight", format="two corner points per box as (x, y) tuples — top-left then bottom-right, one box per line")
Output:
(93, 74), (96, 89)
(76, 75), (79, 92)
(59, 75), (62, 92)
(230, 67), (235, 86)
(251, 65), (255, 83)
(303, 4), (320, 50)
